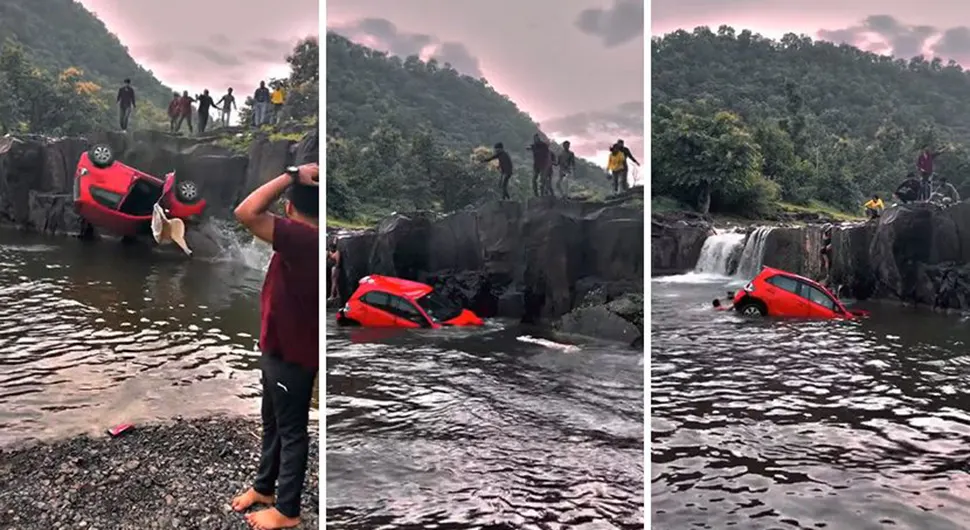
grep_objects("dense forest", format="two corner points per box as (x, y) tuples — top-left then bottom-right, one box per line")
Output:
(652, 26), (970, 217)
(0, 0), (176, 131)
(326, 32), (610, 222)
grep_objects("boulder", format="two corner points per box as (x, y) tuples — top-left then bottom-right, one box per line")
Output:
(651, 212), (710, 275)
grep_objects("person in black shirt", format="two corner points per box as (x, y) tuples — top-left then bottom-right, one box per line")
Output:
(527, 133), (551, 197)
(117, 78), (136, 132)
(483, 143), (514, 200)
(196, 89), (219, 134)
(253, 81), (271, 127)
(894, 173), (921, 204)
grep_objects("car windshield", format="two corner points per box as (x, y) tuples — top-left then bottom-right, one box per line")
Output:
(416, 291), (463, 323)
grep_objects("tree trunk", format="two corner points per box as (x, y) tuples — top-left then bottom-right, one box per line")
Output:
(697, 183), (711, 214)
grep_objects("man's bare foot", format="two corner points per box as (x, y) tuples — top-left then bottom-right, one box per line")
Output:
(245, 507), (300, 529)
(231, 488), (275, 512)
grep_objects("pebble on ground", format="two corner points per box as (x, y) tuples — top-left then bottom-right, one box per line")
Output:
(0, 416), (319, 530)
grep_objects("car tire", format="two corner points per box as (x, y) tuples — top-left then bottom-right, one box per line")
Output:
(88, 144), (115, 169)
(736, 300), (767, 317)
(174, 178), (202, 205)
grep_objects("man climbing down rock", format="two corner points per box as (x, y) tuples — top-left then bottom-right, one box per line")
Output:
(231, 159), (319, 530)
(483, 142), (514, 199)
(527, 133), (551, 197)
(196, 89), (218, 134)
(917, 144), (946, 201)
(557, 141), (576, 197)
(863, 194), (884, 220)
(117, 78), (136, 132)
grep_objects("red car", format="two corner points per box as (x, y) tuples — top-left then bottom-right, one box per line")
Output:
(337, 275), (484, 328)
(720, 266), (868, 319)
(74, 144), (206, 237)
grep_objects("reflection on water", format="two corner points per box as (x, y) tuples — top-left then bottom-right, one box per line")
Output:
(0, 228), (284, 447)
(326, 317), (644, 528)
(652, 276), (970, 530)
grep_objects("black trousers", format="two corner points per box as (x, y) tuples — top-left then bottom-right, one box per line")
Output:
(198, 111), (209, 133)
(175, 113), (193, 133)
(500, 172), (511, 200)
(119, 106), (132, 131)
(611, 169), (629, 193)
(253, 353), (317, 518)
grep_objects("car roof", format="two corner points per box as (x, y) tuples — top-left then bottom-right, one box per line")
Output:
(361, 275), (433, 299)
(761, 266), (826, 290)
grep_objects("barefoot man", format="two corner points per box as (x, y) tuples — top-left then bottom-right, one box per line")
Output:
(231, 161), (319, 529)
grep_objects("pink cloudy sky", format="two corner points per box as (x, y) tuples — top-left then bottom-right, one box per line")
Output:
(77, 0), (318, 122)
(327, 0), (645, 168)
(653, 0), (970, 64)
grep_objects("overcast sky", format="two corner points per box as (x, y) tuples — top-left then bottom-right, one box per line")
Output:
(328, 0), (645, 168)
(77, 0), (318, 121)
(653, 0), (970, 65)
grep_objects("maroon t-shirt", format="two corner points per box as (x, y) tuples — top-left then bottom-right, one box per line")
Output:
(260, 216), (319, 369)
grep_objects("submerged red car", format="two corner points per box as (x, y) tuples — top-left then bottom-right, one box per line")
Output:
(718, 266), (868, 319)
(337, 275), (484, 328)
(74, 144), (206, 237)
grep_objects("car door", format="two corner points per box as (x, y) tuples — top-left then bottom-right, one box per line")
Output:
(798, 282), (841, 319)
(764, 274), (812, 317)
(358, 291), (400, 327)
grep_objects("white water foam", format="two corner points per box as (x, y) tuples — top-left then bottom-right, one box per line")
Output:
(193, 219), (273, 271)
(517, 335), (581, 352)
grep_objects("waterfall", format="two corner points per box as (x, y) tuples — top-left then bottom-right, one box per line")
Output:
(735, 227), (775, 280)
(693, 232), (745, 276)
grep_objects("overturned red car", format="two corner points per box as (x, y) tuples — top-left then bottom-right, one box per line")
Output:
(337, 275), (484, 328)
(74, 144), (205, 237)
(715, 266), (868, 320)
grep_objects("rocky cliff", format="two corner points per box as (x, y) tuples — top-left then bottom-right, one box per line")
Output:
(334, 190), (645, 347)
(651, 212), (712, 275)
(0, 128), (318, 236)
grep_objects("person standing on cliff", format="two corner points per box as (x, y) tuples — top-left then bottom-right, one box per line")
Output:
(174, 91), (195, 134)
(217, 88), (237, 127)
(196, 89), (219, 134)
(527, 133), (551, 197)
(917, 144), (946, 201)
(254, 81), (271, 127)
(612, 139), (640, 192)
(231, 159), (319, 530)
(167, 92), (180, 133)
(327, 239), (341, 304)
(556, 141), (576, 197)
(117, 78), (136, 132)
(271, 84), (286, 124)
(482, 142), (514, 199)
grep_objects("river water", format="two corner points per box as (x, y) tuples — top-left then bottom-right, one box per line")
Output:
(326, 319), (645, 528)
(652, 274), (970, 530)
(0, 227), (287, 447)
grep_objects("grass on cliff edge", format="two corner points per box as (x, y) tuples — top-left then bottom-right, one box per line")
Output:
(652, 195), (863, 222)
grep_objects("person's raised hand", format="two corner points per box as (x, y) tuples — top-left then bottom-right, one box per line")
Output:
(297, 163), (319, 186)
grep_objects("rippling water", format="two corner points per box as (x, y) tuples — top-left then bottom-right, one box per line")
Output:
(652, 275), (970, 530)
(326, 318), (644, 528)
(0, 228), (286, 447)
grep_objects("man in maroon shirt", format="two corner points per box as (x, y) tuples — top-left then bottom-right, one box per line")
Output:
(230, 161), (319, 529)
(917, 144), (946, 201)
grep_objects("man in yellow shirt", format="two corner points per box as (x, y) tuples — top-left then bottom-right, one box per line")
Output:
(863, 194), (884, 220)
(607, 145), (627, 194)
(271, 86), (285, 124)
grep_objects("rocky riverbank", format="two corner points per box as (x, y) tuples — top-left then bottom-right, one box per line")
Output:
(0, 416), (319, 530)
(335, 188), (645, 347)
(655, 201), (970, 311)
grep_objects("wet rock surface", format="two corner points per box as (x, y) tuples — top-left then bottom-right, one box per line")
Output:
(336, 189), (644, 346)
(0, 417), (319, 530)
(652, 211), (711, 275)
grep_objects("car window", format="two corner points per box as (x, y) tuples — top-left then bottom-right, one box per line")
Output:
(802, 284), (837, 311)
(387, 295), (428, 325)
(766, 274), (801, 295)
(360, 291), (391, 310)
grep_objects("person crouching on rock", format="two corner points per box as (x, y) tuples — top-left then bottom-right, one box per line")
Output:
(936, 176), (960, 205)
(863, 194), (884, 220)
(231, 163), (319, 529)
(894, 173), (920, 204)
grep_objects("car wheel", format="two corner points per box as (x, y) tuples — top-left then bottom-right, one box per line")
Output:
(737, 300), (767, 317)
(175, 179), (202, 204)
(88, 144), (115, 169)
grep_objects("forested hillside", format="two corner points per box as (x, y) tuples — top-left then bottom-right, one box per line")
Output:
(326, 32), (609, 222)
(652, 26), (970, 217)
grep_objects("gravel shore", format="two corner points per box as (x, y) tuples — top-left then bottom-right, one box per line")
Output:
(0, 416), (319, 529)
